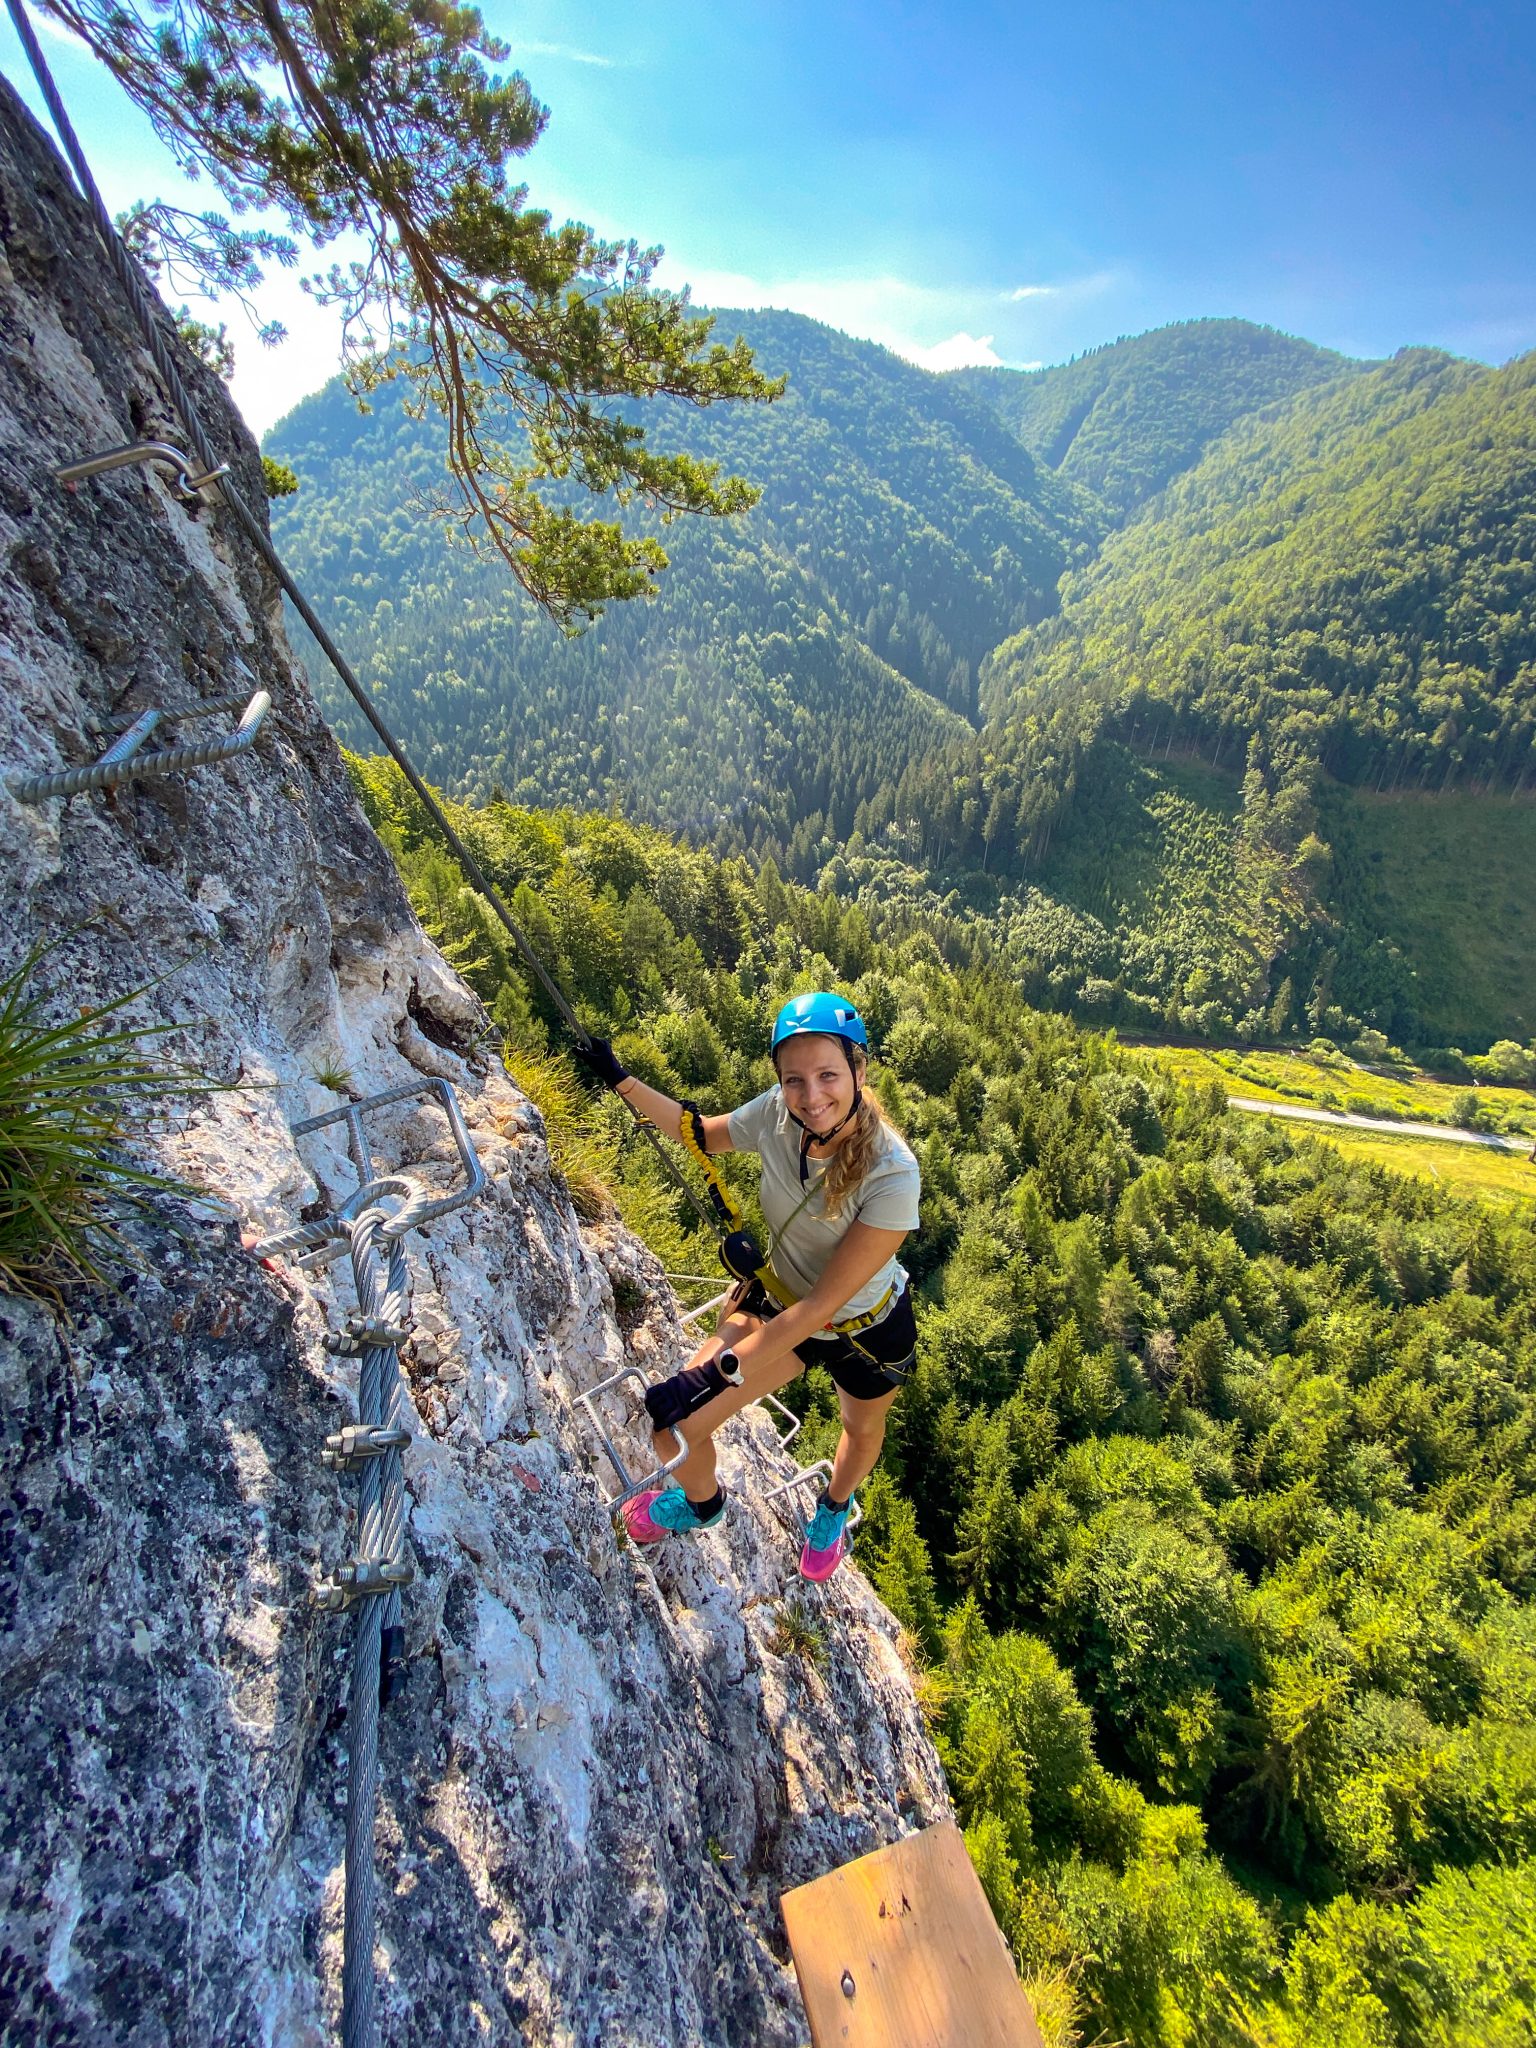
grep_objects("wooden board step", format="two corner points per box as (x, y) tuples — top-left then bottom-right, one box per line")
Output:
(780, 1820), (1044, 2047)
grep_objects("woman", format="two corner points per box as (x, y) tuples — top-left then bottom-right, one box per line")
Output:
(576, 991), (921, 1581)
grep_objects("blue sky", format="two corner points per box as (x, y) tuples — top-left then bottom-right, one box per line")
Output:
(3, 0), (1533, 435)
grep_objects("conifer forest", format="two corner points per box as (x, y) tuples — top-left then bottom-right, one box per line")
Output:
(349, 759), (1536, 2048)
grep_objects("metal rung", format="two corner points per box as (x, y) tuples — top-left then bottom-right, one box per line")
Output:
(760, 1392), (802, 1451)
(679, 1287), (732, 1328)
(763, 1459), (863, 1538)
(277, 1076), (487, 1269)
(56, 438), (230, 495)
(574, 1364), (689, 1511)
(9, 688), (270, 802)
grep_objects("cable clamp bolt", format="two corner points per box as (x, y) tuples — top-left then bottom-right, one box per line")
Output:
(315, 1556), (415, 1610)
(322, 1315), (410, 1356)
(321, 1423), (413, 1471)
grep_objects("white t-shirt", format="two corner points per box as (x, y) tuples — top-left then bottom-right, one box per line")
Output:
(726, 1086), (921, 1325)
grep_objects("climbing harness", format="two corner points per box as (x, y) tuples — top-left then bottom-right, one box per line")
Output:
(253, 1078), (484, 2048)
(8, 687), (270, 803)
(674, 1105), (895, 1339)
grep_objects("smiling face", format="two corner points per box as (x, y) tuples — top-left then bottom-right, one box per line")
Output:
(774, 1032), (861, 1140)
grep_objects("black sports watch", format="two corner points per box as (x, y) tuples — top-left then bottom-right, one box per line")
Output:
(716, 1348), (744, 1385)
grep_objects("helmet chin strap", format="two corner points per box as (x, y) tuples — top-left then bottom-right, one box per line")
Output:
(789, 1090), (863, 1172)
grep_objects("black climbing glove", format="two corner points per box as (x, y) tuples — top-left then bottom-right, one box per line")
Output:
(572, 1035), (630, 1091)
(644, 1350), (745, 1432)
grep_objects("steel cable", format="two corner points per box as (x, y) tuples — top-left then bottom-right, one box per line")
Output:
(0, 18), (747, 2039)
(337, 1205), (411, 2048)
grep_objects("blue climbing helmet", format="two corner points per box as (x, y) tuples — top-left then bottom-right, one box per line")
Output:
(771, 991), (868, 1056)
(771, 992), (869, 1165)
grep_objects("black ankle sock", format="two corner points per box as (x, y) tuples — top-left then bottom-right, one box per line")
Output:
(689, 1486), (725, 1521)
(823, 1491), (849, 1515)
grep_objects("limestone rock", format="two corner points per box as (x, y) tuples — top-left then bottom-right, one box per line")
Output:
(0, 79), (951, 2047)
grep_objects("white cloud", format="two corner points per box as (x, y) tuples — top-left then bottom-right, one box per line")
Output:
(513, 40), (617, 67)
(664, 262), (1123, 373)
(664, 266), (1028, 366)
(237, 257), (1104, 439)
(902, 330), (1005, 372)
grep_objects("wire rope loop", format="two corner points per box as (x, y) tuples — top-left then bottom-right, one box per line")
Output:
(378, 1177), (453, 1244)
(249, 1175), (411, 1264)
(346, 1208), (414, 1325)
(297, 1178), (437, 1273)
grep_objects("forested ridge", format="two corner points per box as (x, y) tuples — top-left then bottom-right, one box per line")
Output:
(948, 318), (1358, 517)
(268, 308), (1097, 845)
(269, 313), (1536, 1052)
(980, 346), (1536, 793)
(353, 760), (1536, 2048)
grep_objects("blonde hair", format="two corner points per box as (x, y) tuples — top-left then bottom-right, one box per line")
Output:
(779, 1044), (899, 1218)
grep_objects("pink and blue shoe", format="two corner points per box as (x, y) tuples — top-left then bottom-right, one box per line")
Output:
(622, 1486), (728, 1544)
(799, 1495), (853, 1582)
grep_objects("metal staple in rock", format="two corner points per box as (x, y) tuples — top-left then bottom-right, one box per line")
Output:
(9, 688), (271, 802)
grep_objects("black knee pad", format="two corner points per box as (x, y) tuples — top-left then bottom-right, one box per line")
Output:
(644, 1354), (738, 1432)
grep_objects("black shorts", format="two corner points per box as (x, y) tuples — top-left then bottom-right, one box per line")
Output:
(792, 1285), (917, 1402)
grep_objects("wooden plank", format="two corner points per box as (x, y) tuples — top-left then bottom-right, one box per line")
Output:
(780, 1821), (1043, 2048)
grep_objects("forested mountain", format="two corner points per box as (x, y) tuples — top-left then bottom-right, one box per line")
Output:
(268, 309), (1099, 845)
(980, 346), (1536, 787)
(357, 764), (1536, 2048)
(948, 317), (1357, 516)
(876, 343), (1536, 1046)
(267, 313), (1536, 1051)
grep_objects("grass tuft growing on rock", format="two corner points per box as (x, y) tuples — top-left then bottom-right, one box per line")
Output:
(767, 1597), (829, 1670)
(0, 946), (190, 1298)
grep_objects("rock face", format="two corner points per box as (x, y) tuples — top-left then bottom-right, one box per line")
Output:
(0, 82), (951, 2048)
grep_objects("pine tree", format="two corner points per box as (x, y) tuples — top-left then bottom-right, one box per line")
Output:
(49, 0), (781, 621)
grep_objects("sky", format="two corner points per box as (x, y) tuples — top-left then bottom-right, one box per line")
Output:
(3, 0), (1534, 438)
